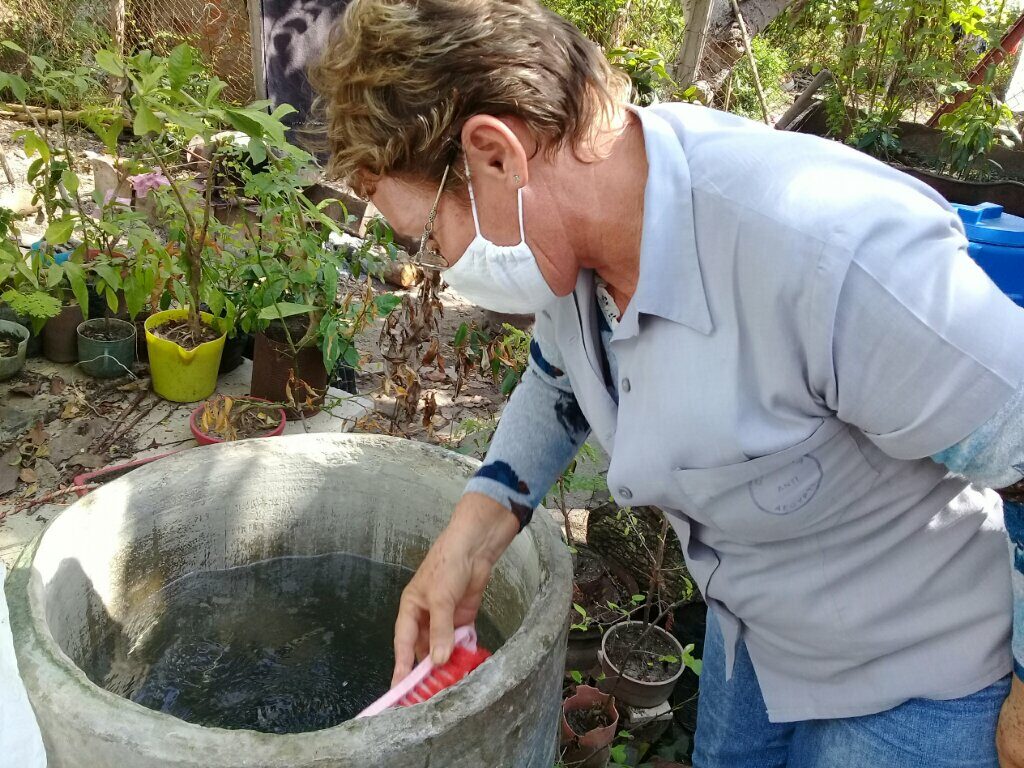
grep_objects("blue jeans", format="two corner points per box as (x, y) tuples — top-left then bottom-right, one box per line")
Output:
(693, 611), (1011, 768)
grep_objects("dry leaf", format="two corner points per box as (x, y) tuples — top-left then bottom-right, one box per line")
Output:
(67, 453), (107, 469)
(421, 338), (439, 367)
(33, 459), (59, 489)
(19, 467), (37, 483)
(27, 422), (47, 446)
(11, 380), (42, 397)
(0, 445), (18, 495)
(61, 401), (82, 419)
(49, 376), (66, 395)
(421, 392), (438, 429)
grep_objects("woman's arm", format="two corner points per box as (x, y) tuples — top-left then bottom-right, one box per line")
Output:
(392, 321), (589, 683)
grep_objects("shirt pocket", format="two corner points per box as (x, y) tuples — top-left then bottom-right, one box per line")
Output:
(670, 420), (881, 544)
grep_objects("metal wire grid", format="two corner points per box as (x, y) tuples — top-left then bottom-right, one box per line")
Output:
(0, 0), (255, 104)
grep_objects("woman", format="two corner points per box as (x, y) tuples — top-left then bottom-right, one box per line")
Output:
(311, 0), (1024, 764)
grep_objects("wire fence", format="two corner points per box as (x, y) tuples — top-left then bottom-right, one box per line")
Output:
(0, 0), (255, 104)
(126, 0), (255, 103)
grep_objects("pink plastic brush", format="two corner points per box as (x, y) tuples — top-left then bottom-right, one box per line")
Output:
(356, 626), (491, 718)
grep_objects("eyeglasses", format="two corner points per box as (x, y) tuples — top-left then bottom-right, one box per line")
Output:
(413, 163), (452, 270)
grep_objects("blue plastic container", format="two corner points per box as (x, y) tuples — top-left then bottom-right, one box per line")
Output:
(953, 202), (1024, 307)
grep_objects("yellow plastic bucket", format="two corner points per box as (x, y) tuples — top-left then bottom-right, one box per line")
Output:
(144, 309), (226, 403)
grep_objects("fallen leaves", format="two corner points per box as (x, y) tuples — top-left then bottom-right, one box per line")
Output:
(49, 418), (109, 465)
(0, 444), (19, 496)
(18, 467), (37, 483)
(61, 401), (82, 419)
(33, 459), (59, 489)
(49, 376), (66, 395)
(26, 422), (47, 446)
(10, 380), (42, 397)
(66, 453), (107, 469)
(117, 378), (150, 392)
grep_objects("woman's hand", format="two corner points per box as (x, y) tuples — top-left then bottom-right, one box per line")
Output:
(998, 675), (1024, 767)
(391, 492), (519, 685)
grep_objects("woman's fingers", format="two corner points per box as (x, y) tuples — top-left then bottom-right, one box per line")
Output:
(429, 594), (456, 666)
(392, 596), (423, 686)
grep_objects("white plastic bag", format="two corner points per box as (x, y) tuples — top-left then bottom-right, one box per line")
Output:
(0, 562), (46, 767)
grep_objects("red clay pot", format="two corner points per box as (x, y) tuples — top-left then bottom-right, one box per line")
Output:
(190, 397), (287, 446)
(561, 684), (619, 768)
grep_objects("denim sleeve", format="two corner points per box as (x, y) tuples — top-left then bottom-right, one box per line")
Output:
(463, 322), (590, 530)
(931, 381), (1024, 678)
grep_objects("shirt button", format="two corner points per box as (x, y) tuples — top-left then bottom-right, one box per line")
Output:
(619, 487), (633, 500)
(620, 378), (631, 393)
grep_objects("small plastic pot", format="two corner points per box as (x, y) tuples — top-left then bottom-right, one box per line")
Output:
(43, 303), (84, 363)
(560, 684), (619, 768)
(219, 331), (251, 375)
(0, 319), (30, 381)
(190, 396), (287, 446)
(598, 620), (686, 709)
(77, 318), (136, 378)
(0, 305), (41, 357)
(145, 309), (226, 403)
(330, 359), (358, 394)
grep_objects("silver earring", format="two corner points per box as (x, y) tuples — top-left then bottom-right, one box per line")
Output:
(514, 174), (521, 187)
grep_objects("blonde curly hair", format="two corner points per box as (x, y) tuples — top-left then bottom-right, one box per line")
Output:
(309, 0), (628, 194)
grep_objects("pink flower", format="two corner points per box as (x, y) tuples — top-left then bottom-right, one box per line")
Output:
(102, 189), (132, 207)
(128, 172), (170, 198)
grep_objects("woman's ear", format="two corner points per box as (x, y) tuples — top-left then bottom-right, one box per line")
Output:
(461, 115), (530, 188)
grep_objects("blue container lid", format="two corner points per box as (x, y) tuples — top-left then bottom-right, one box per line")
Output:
(953, 202), (1024, 248)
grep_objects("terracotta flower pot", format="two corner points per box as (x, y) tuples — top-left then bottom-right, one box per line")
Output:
(249, 327), (327, 416)
(43, 303), (84, 363)
(190, 396), (287, 446)
(560, 684), (619, 768)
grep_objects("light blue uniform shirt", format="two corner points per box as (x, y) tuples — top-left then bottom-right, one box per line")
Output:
(467, 103), (1024, 721)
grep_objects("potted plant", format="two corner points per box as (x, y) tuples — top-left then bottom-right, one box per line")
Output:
(0, 206), (61, 355)
(560, 684), (619, 768)
(190, 394), (286, 445)
(222, 132), (396, 414)
(0, 318), (30, 381)
(76, 317), (136, 378)
(597, 620), (687, 709)
(0, 48), (102, 361)
(95, 44), (248, 402)
(593, 510), (701, 708)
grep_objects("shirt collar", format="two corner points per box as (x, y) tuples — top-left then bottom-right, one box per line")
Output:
(613, 104), (713, 339)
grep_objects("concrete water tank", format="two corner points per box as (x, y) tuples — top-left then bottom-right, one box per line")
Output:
(5, 434), (572, 767)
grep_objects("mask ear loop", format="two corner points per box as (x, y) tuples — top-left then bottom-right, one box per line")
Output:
(516, 186), (526, 245)
(463, 157), (482, 235)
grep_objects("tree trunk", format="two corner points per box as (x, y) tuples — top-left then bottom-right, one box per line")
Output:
(678, 0), (803, 93)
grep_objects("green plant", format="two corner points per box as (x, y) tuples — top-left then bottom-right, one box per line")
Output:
(217, 138), (400, 372)
(608, 46), (675, 105)
(453, 321), (532, 397)
(772, 0), (1010, 142)
(938, 68), (1020, 178)
(0, 206), (62, 333)
(0, 40), (169, 323)
(570, 602), (594, 633)
(726, 35), (794, 120)
(0, 0), (109, 106)
(848, 112), (903, 159)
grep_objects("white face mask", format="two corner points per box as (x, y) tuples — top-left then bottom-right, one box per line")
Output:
(441, 162), (557, 315)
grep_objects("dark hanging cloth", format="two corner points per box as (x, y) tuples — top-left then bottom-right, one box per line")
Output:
(259, 0), (350, 139)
